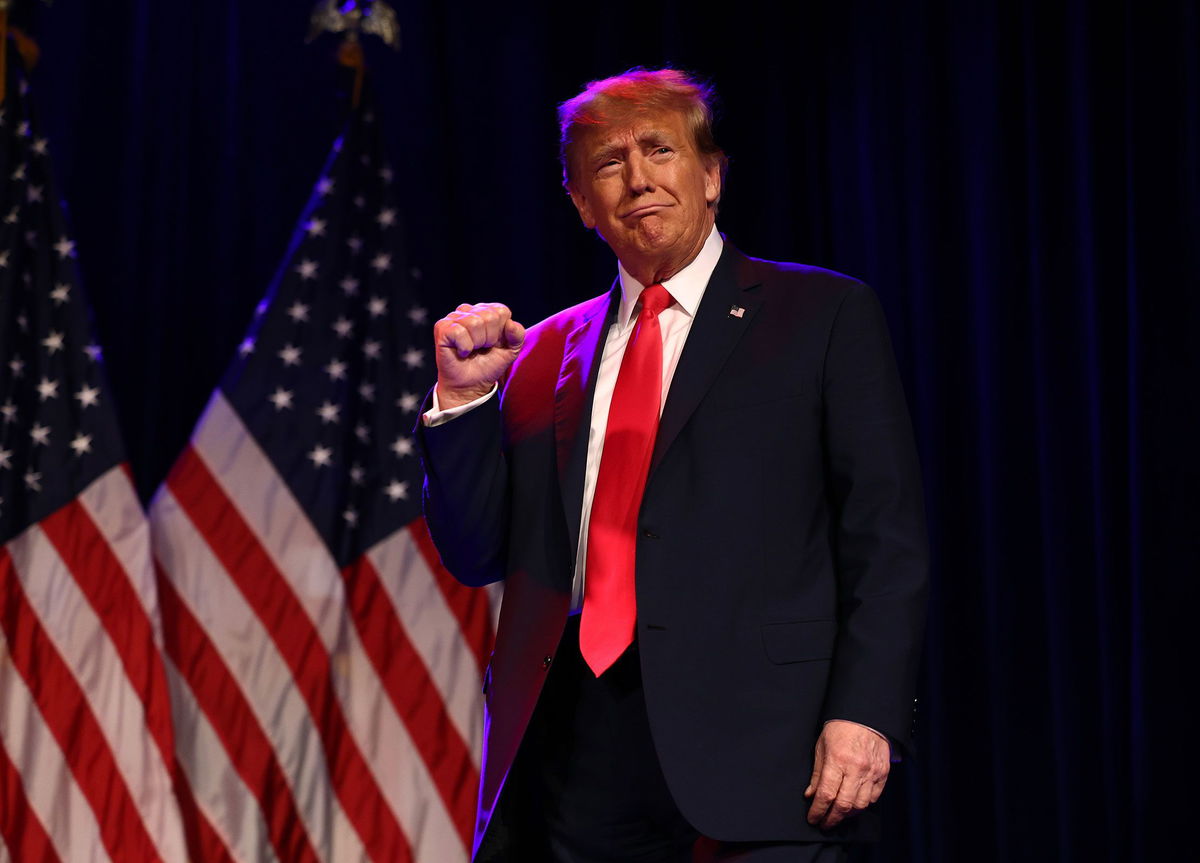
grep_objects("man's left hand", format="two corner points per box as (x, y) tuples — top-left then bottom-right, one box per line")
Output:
(804, 719), (891, 830)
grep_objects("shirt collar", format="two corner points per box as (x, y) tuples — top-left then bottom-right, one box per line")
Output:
(616, 225), (724, 329)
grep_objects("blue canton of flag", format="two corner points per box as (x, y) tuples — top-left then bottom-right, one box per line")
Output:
(0, 71), (121, 544)
(225, 94), (430, 566)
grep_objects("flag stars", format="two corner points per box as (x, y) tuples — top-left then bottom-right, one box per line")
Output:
(50, 283), (70, 305)
(358, 382), (375, 402)
(316, 401), (341, 424)
(268, 388), (294, 410)
(343, 507), (359, 527)
(30, 423), (51, 446)
(367, 296), (387, 318)
(54, 236), (76, 259)
(325, 358), (348, 380)
(287, 301), (310, 322)
(1, 400), (17, 423)
(0, 209), (13, 225)
(354, 423), (370, 443)
(391, 435), (414, 458)
(239, 338), (255, 356)
(397, 392), (419, 413)
(376, 208), (397, 228)
(75, 384), (101, 408)
(32, 137), (49, 156)
(380, 165), (394, 184)
(347, 235), (363, 255)
(0, 446), (11, 469)
(27, 185), (43, 203)
(308, 445), (333, 467)
(11, 163), (26, 181)
(8, 357), (23, 378)
(362, 340), (382, 360)
(407, 306), (428, 324)
(0, 250), (10, 269)
(17, 120), (29, 137)
(340, 276), (359, 296)
(84, 343), (103, 362)
(317, 177), (334, 196)
(384, 480), (409, 501)
(24, 470), (41, 491)
(43, 331), (65, 354)
(370, 252), (391, 273)
(353, 195), (366, 209)
(295, 259), (319, 280)
(305, 217), (327, 237)
(332, 317), (353, 339)
(402, 347), (425, 369)
(349, 463), (366, 485)
(279, 344), (302, 366)
(70, 433), (93, 456)
(36, 378), (59, 401)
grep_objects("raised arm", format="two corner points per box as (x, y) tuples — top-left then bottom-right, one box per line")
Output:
(417, 303), (525, 586)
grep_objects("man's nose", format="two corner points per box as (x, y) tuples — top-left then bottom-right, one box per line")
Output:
(626, 155), (655, 194)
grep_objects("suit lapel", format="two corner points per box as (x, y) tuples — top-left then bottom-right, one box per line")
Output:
(650, 245), (763, 477)
(555, 286), (620, 559)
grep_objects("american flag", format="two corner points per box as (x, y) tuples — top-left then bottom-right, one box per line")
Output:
(148, 89), (497, 861)
(0, 58), (188, 861)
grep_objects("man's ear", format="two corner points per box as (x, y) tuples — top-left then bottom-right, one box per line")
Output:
(704, 160), (721, 206)
(567, 185), (596, 229)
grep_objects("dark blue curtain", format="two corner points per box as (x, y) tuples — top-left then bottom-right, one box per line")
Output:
(19, 1), (1197, 860)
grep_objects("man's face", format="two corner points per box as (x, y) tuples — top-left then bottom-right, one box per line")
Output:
(568, 110), (721, 282)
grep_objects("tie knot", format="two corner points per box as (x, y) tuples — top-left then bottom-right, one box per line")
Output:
(640, 283), (673, 318)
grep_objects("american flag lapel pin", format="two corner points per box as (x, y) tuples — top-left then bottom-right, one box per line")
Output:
(729, 304), (745, 318)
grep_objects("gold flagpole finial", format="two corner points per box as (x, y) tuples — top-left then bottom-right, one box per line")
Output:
(307, 1), (399, 108)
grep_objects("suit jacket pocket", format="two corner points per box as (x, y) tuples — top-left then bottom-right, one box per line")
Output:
(761, 619), (837, 664)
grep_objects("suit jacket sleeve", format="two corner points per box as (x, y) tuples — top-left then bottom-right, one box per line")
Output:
(819, 282), (929, 756)
(417, 390), (510, 587)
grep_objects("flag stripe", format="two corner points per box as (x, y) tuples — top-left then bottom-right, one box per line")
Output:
(163, 652), (283, 863)
(166, 445), (414, 863)
(0, 640), (110, 863)
(409, 517), (495, 673)
(0, 547), (162, 863)
(366, 526), (487, 757)
(156, 562), (323, 863)
(6, 506), (185, 862)
(342, 552), (478, 846)
(0, 719), (63, 863)
(170, 760), (239, 863)
(39, 494), (176, 780)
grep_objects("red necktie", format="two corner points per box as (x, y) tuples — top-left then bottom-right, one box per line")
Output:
(580, 282), (673, 676)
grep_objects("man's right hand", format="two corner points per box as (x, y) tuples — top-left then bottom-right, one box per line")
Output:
(433, 303), (526, 409)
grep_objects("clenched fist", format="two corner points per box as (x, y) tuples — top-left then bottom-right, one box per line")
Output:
(434, 303), (526, 409)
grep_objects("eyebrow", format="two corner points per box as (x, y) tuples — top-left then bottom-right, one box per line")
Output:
(588, 129), (678, 165)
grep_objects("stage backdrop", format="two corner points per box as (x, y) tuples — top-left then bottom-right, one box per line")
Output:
(17, 1), (1198, 860)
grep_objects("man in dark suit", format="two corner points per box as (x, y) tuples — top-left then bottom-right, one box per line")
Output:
(419, 69), (928, 862)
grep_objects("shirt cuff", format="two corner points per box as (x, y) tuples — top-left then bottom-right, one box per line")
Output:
(422, 384), (498, 427)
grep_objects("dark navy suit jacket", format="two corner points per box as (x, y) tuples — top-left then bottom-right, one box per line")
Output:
(419, 243), (929, 854)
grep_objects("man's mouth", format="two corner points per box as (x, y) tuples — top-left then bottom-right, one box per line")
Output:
(622, 203), (670, 219)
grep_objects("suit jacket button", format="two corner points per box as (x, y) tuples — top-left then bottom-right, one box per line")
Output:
(541, 655), (552, 670)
